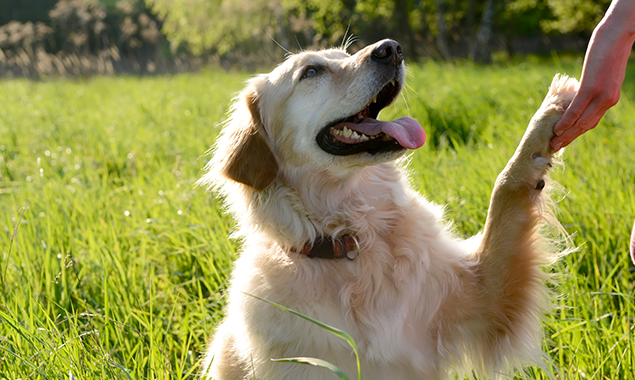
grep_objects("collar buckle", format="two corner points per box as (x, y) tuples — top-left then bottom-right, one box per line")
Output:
(293, 234), (360, 260)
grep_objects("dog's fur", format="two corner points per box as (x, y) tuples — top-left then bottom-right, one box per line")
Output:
(199, 40), (578, 379)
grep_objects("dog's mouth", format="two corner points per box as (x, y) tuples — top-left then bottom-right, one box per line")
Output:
(316, 79), (426, 156)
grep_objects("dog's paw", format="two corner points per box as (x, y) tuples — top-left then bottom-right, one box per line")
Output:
(543, 74), (579, 113)
(506, 74), (578, 189)
(526, 74), (578, 155)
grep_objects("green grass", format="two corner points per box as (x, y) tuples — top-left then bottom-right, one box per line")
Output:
(0, 56), (633, 379)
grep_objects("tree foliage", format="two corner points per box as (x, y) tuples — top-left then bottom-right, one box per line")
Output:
(145, 0), (614, 62)
(0, 0), (171, 77)
(542, 0), (612, 34)
(0, 0), (619, 70)
(147, 0), (296, 56)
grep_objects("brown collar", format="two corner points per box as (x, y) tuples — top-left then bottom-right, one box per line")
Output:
(292, 235), (360, 260)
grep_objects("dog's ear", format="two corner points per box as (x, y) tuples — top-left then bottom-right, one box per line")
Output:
(217, 88), (280, 191)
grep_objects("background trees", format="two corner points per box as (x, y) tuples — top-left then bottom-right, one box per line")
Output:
(146, 0), (615, 65)
(0, 0), (616, 75)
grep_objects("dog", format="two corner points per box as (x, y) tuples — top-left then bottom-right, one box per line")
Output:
(198, 39), (578, 379)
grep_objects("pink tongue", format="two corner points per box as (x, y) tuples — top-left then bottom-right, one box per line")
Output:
(344, 116), (426, 149)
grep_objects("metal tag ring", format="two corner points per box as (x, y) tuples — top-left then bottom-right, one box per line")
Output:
(346, 235), (360, 260)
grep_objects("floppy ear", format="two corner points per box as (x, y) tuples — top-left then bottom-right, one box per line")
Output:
(217, 88), (280, 191)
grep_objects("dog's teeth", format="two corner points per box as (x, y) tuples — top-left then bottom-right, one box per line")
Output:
(343, 126), (352, 138)
(372, 95), (377, 103)
(360, 134), (369, 141)
(351, 131), (360, 139)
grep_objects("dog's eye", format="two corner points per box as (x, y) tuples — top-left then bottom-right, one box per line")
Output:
(301, 66), (321, 80)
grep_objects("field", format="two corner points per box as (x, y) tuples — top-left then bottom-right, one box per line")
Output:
(0, 56), (634, 379)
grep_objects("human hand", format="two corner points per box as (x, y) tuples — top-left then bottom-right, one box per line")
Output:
(551, 26), (629, 151)
(630, 218), (635, 265)
(551, 1), (635, 152)
(550, 72), (620, 152)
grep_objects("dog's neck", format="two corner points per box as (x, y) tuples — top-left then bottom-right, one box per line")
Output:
(291, 234), (360, 260)
(229, 163), (409, 251)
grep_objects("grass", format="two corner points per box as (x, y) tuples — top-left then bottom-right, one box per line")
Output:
(0, 55), (633, 379)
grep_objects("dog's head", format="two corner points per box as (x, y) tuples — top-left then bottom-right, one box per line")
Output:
(206, 39), (426, 191)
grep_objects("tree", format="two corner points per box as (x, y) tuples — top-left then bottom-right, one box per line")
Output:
(147, 0), (289, 56)
(435, 0), (450, 59)
(0, 0), (58, 25)
(499, 0), (553, 57)
(394, 0), (417, 59)
(470, 0), (495, 63)
(142, 0), (611, 65)
(541, 0), (611, 34)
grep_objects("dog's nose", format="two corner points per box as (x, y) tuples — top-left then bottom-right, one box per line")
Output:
(371, 40), (403, 65)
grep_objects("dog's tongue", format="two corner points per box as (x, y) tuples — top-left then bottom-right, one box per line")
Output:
(348, 116), (426, 149)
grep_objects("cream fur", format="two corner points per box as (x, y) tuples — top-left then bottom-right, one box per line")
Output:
(198, 40), (579, 380)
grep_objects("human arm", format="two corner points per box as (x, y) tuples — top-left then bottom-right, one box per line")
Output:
(630, 218), (635, 265)
(551, 0), (635, 151)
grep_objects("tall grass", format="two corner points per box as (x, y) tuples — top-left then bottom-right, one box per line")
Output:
(0, 72), (246, 378)
(0, 56), (633, 379)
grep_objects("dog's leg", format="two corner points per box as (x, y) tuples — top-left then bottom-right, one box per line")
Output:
(479, 75), (578, 279)
(470, 75), (578, 373)
(201, 325), (250, 379)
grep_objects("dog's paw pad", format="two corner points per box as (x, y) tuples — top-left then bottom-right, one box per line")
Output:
(535, 179), (545, 191)
(553, 104), (566, 113)
(531, 153), (552, 169)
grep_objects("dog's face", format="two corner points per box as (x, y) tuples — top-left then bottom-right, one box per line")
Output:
(212, 39), (426, 191)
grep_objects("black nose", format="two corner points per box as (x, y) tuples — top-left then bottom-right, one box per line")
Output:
(371, 40), (403, 65)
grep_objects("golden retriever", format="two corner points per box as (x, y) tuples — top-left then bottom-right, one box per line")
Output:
(198, 39), (578, 379)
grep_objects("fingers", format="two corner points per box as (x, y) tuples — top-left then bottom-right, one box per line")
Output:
(551, 88), (613, 151)
(551, 108), (603, 151)
(551, 89), (591, 137)
(553, 98), (586, 137)
(550, 95), (590, 151)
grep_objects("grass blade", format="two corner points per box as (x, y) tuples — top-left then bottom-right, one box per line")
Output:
(272, 357), (350, 380)
(244, 292), (361, 380)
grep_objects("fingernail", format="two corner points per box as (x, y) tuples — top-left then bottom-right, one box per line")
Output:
(555, 129), (563, 136)
(553, 142), (562, 151)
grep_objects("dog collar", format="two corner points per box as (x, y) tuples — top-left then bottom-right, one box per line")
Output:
(292, 235), (360, 260)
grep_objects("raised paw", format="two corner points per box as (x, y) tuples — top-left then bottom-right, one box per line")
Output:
(504, 74), (579, 188)
(525, 74), (578, 154)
